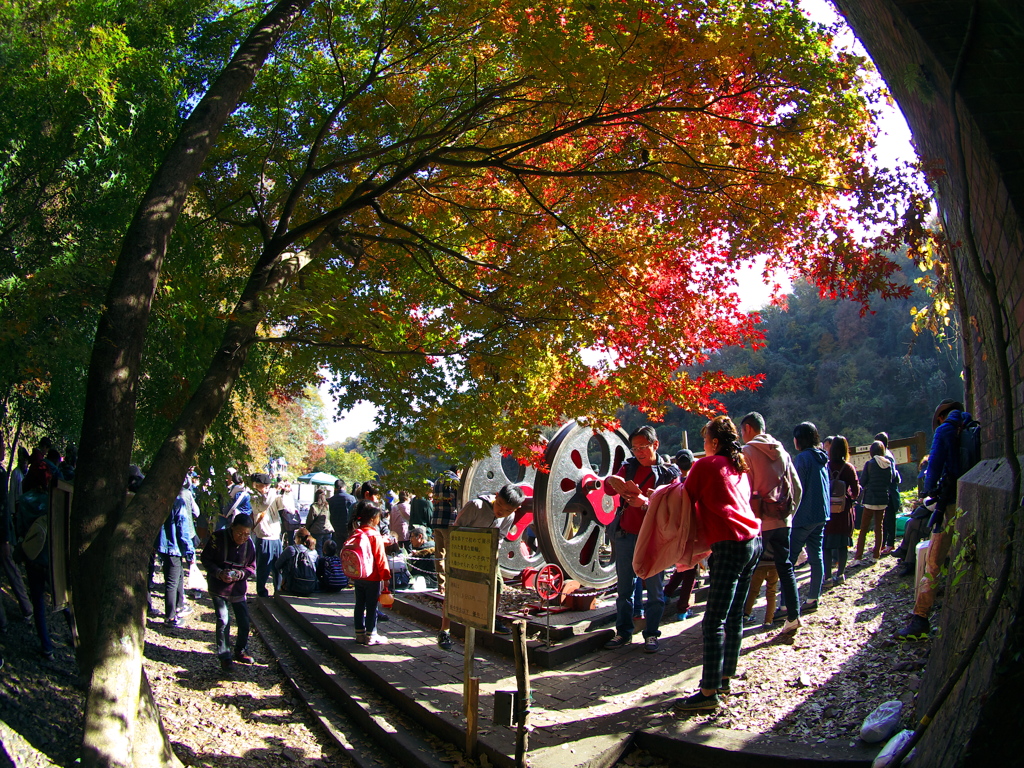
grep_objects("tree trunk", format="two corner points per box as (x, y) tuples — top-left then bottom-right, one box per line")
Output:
(70, 2), (313, 766)
(78, 229), (329, 767)
(79, 536), (177, 767)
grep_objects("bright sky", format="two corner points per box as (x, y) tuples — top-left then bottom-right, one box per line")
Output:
(319, 0), (920, 444)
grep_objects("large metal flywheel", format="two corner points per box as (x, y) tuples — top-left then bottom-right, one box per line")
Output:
(458, 445), (544, 578)
(533, 421), (629, 587)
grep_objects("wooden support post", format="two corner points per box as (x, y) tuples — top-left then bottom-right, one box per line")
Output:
(513, 619), (531, 768)
(464, 626), (477, 756)
(466, 676), (480, 757)
(463, 626), (476, 715)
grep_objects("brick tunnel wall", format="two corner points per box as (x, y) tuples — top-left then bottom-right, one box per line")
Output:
(830, 1), (1024, 766)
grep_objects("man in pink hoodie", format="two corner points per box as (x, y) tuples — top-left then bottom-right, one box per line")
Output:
(740, 412), (803, 635)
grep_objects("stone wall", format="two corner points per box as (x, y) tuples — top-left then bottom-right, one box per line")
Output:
(830, 1), (1024, 765)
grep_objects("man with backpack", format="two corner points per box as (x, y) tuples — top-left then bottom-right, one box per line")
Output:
(740, 412), (804, 634)
(603, 426), (680, 653)
(898, 399), (976, 641)
(873, 432), (903, 554)
(788, 422), (830, 617)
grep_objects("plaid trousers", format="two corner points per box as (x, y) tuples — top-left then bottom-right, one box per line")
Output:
(701, 537), (762, 690)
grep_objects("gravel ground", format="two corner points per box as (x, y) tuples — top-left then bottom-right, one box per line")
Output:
(0, 576), (346, 768)
(681, 554), (926, 741)
(144, 598), (346, 767)
(0, 551), (928, 765)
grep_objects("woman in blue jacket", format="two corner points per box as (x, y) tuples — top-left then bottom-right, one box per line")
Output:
(156, 480), (197, 627)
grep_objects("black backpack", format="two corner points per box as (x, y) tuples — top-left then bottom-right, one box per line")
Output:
(958, 419), (982, 479)
(936, 417), (982, 503)
(290, 548), (318, 595)
(828, 467), (847, 516)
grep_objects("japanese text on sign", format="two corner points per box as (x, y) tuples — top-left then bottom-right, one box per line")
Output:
(449, 529), (497, 575)
(446, 580), (493, 626)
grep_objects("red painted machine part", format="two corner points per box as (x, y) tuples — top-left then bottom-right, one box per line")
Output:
(504, 484), (534, 542)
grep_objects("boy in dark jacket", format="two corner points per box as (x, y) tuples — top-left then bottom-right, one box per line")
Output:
(201, 514), (257, 670)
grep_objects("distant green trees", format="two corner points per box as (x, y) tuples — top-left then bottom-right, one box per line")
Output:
(623, 258), (964, 450)
(313, 443), (376, 487)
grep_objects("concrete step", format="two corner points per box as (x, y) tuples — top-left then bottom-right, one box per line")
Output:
(264, 596), (638, 768)
(259, 590), (877, 768)
(254, 597), (456, 768)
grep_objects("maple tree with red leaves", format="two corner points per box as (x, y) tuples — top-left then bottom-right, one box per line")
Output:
(3, 0), (932, 764)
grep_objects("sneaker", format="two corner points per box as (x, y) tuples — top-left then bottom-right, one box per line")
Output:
(890, 547), (907, 559)
(355, 630), (368, 644)
(176, 604), (194, 619)
(233, 651), (254, 664)
(678, 609), (693, 621)
(743, 613), (755, 623)
(493, 621), (512, 635)
(800, 600), (818, 614)
(673, 690), (720, 712)
(644, 636), (660, 653)
(604, 634), (632, 649)
(897, 614), (931, 641)
(376, 611), (390, 622)
(165, 617), (184, 628)
(219, 654), (233, 671)
(718, 680), (731, 697)
(147, 606), (160, 618)
(437, 630), (454, 650)
(781, 617), (802, 635)
(898, 563), (915, 577)
(367, 632), (388, 645)
(835, 574), (846, 585)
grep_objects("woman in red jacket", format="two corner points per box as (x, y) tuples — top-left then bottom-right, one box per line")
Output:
(674, 416), (761, 713)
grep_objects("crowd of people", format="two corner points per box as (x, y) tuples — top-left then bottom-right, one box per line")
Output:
(0, 437), (79, 667)
(595, 399), (969, 713)
(175, 468), (459, 661)
(0, 395), (969, 690)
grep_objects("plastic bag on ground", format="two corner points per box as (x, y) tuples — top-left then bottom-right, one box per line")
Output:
(187, 561), (205, 592)
(872, 729), (914, 768)
(861, 700), (903, 743)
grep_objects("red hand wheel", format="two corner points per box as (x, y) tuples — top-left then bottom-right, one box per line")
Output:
(535, 564), (564, 601)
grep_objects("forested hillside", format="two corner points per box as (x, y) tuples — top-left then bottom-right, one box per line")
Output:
(623, 258), (964, 451)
